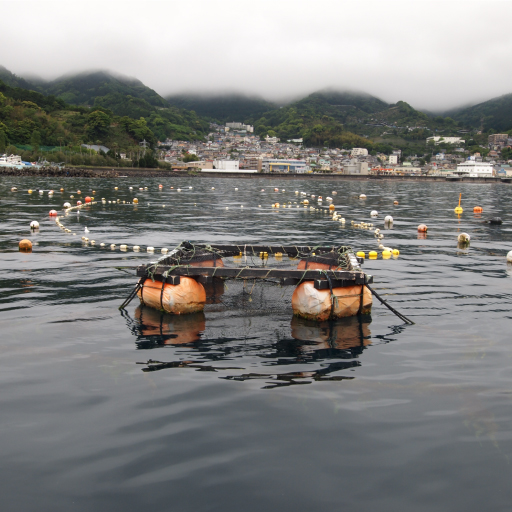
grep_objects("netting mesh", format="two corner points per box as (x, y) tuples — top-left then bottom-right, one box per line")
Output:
(205, 277), (294, 316)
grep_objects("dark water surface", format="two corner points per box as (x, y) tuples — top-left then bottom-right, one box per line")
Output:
(1, 177), (512, 512)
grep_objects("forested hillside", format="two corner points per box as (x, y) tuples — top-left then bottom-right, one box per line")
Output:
(166, 93), (276, 123)
(448, 94), (512, 132)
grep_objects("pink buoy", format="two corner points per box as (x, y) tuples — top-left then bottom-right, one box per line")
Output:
(77, 200), (82, 206)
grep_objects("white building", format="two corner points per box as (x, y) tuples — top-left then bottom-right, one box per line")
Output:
(427, 136), (465, 145)
(344, 159), (369, 175)
(351, 148), (369, 157)
(226, 122), (254, 133)
(213, 160), (239, 171)
(455, 160), (495, 177)
(388, 155), (398, 164)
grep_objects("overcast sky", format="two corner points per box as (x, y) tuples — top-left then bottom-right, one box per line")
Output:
(2, 0), (512, 111)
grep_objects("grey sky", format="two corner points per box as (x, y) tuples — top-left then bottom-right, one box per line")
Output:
(2, 0), (512, 111)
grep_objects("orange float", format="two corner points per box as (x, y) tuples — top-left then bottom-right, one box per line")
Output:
(77, 190), (81, 194)
(84, 196), (91, 203)
(417, 224), (428, 232)
(474, 206), (483, 213)
(291, 282), (372, 321)
(19, 239), (32, 252)
(49, 210), (58, 216)
(394, 200), (399, 205)
(137, 277), (206, 315)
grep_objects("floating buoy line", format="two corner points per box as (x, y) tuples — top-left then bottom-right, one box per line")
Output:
(18, 186), (502, 259)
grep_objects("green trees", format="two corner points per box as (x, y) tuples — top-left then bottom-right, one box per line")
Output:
(182, 152), (199, 163)
(87, 110), (111, 139)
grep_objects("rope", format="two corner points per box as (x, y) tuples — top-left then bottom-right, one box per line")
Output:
(365, 284), (415, 325)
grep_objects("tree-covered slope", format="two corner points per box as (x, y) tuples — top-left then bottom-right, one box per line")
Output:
(448, 94), (512, 132)
(42, 70), (167, 109)
(165, 93), (276, 123)
(0, 65), (39, 91)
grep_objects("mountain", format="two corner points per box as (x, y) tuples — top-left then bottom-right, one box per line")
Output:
(41, 70), (168, 111)
(165, 93), (276, 123)
(448, 94), (512, 132)
(247, 89), (440, 148)
(0, 65), (38, 90)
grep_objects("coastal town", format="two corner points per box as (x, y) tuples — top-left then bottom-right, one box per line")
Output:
(154, 122), (512, 178)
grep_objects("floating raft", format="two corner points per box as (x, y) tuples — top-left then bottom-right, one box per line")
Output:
(128, 242), (374, 321)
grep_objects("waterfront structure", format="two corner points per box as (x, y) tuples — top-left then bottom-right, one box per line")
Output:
(261, 158), (308, 173)
(213, 160), (239, 171)
(344, 159), (369, 175)
(454, 160), (495, 177)
(351, 148), (369, 157)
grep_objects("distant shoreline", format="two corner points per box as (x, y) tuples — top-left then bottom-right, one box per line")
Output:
(0, 166), (509, 184)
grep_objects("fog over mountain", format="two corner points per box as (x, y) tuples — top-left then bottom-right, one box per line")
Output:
(2, 0), (512, 112)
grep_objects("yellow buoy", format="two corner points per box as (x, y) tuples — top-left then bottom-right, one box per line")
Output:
(356, 251), (366, 259)
(382, 250), (392, 259)
(454, 193), (463, 213)
(392, 249), (400, 256)
(369, 251), (378, 259)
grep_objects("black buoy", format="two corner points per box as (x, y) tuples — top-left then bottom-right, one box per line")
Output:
(489, 217), (503, 225)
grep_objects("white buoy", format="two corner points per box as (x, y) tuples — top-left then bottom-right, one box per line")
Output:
(235, 188), (238, 191)
(129, 187), (133, 190)
(133, 246), (140, 252)
(120, 244), (128, 251)
(161, 248), (169, 254)
(100, 243), (105, 247)
(212, 187), (215, 190)
(371, 210), (378, 216)
(359, 194), (367, 199)
(507, 251), (512, 263)
(11, 187), (17, 192)
(84, 227), (89, 233)
(458, 233), (470, 243)
(384, 215), (393, 224)
(110, 244), (116, 250)
(147, 246), (155, 252)
(63, 202), (71, 208)
(90, 240), (95, 245)
(30, 221), (39, 230)
(189, 186), (193, 189)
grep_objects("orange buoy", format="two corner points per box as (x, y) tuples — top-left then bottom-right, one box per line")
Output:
(329, 204), (335, 211)
(49, 210), (58, 216)
(159, 184), (163, 188)
(474, 206), (483, 213)
(76, 200), (82, 206)
(19, 239), (32, 252)
(84, 196), (91, 203)
(77, 190), (81, 194)
(292, 282), (372, 321)
(418, 224), (428, 232)
(137, 277), (206, 315)
(394, 201), (399, 205)
(60, 188), (64, 192)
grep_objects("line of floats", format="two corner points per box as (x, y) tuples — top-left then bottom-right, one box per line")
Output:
(13, 184), (508, 261)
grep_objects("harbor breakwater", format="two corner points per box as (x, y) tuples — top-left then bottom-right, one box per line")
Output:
(0, 165), (509, 184)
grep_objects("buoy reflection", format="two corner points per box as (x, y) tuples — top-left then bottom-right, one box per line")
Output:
(125, 306), (382, 388)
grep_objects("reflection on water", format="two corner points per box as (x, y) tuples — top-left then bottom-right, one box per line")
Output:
(126, 305), (404, 388)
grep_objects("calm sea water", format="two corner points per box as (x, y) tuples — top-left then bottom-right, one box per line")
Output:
(1, 176), (512, 512)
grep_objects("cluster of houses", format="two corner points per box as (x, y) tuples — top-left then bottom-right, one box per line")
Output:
(155, 123), (512, 177)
